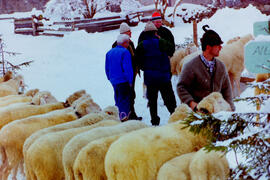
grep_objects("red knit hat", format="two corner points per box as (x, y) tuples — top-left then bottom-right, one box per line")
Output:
(151, 11), (162, 21)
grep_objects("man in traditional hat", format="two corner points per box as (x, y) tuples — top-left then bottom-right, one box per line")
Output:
(112, 22), (142, 120)
(136, 21), (177, 126)
(177, 25), (235, 111)
(138, 11), (175, 55)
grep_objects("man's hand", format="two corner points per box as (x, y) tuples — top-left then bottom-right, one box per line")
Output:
(189, 101), (198, 111)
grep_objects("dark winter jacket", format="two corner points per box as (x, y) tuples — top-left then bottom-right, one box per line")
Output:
(177, 55), (235, 111)
(135, 32), (173, 86)
(105, 45), (133, 85)
(112, 40), (139, 76)
(138, 26), (175, 55)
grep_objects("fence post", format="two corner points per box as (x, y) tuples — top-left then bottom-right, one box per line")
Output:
(32, 16), (37, 36)
(193, 20), (198, 47)
(72, 22), (75, 31)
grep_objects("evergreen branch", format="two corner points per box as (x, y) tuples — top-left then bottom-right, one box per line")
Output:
(182, 111), (270, 179)
(234, 95), (270, 107)
(3, 51), (21, 56)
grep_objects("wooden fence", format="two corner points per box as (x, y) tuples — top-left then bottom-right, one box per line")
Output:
(14, 16), (44, 36)
(13, 8), (156, 37)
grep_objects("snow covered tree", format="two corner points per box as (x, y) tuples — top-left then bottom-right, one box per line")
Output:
(44, 0), (110, 20)
(44, 0), (142, 19)
(44, 0), (86, 19)
(181, 79), (270, 179)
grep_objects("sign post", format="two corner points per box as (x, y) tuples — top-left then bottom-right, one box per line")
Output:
(253, 21), (270, 37)
(245, 20), (270, 74)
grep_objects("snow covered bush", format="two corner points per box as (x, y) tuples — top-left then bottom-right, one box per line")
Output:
(120, 0), (142, 13)
(44, 0), (141, 20)
(44, 0), (85, 20)
(44, 0), (107, 20)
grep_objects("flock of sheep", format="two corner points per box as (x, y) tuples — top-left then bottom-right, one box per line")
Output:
(0, 70), (232, 180)
(0, 33), (268, 180)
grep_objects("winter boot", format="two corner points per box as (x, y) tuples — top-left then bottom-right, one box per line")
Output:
(151, 116), (160, 126)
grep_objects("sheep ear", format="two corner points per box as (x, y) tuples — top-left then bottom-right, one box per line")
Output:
(40, 97), (47, 105)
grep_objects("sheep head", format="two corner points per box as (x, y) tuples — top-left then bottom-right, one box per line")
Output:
(168, 104), (192, 123)
(32, 91), (58, 105)
(65, 89), (86, 106)
(74, 97), (101, 117)
(25, 88), (40, 97)
(197, 92), (231, 114)
(71, 93), (91, 108)
(102, 105), (120, 121)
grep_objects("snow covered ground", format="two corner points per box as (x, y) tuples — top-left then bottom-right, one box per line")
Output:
(0, 3), (269, 180)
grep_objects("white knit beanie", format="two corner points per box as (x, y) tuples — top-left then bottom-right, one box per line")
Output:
(117, 34), (130, 45)
(119, 22), (131, 34)
(144, 21), (158, 32)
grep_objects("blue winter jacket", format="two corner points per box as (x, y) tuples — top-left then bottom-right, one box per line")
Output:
(136, 33), (172, 86)
(105, 45), (133, 85)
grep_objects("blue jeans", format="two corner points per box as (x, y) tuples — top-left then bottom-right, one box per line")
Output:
(112, 82), (132, 120)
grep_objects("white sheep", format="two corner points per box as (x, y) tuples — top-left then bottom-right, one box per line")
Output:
(197, 92), (232, 114)
(24, 120), (119, 180)
(226, 36), (240, 44)
(65, 89), (86, 106)
(0, 75), (24, 97)
(0, 90), (58, 108)
(73, 95), (101, 117)
(0, 108), (77, 180)
(170, 43), (198, 75)
(63, 120), (148, 180)
(157, 148), (229, 180)
(168, 103), (192, 123)
(73, 121), (148, 180)
(22, 105), (119, 159)
(169, 92), (230, 124)
(157, 152), (195, 180)
(24, 89), (40, 97)
(0, 102), (65, 130)
(22, 106), (119, 179)
(73, 134), (122, 180)
(0, 95), (32, 107)
(218, 34), (254, 96)
(189, 148), (229, 180)
(31, 91), (58, 105)
(104, 121), (207, 180)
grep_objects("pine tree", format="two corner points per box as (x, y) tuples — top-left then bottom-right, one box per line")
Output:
(181, 80), (270, 179)
(0, 36), (33, 77)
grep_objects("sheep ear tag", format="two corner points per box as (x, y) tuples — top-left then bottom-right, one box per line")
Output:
(244, 41), (270, 74)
